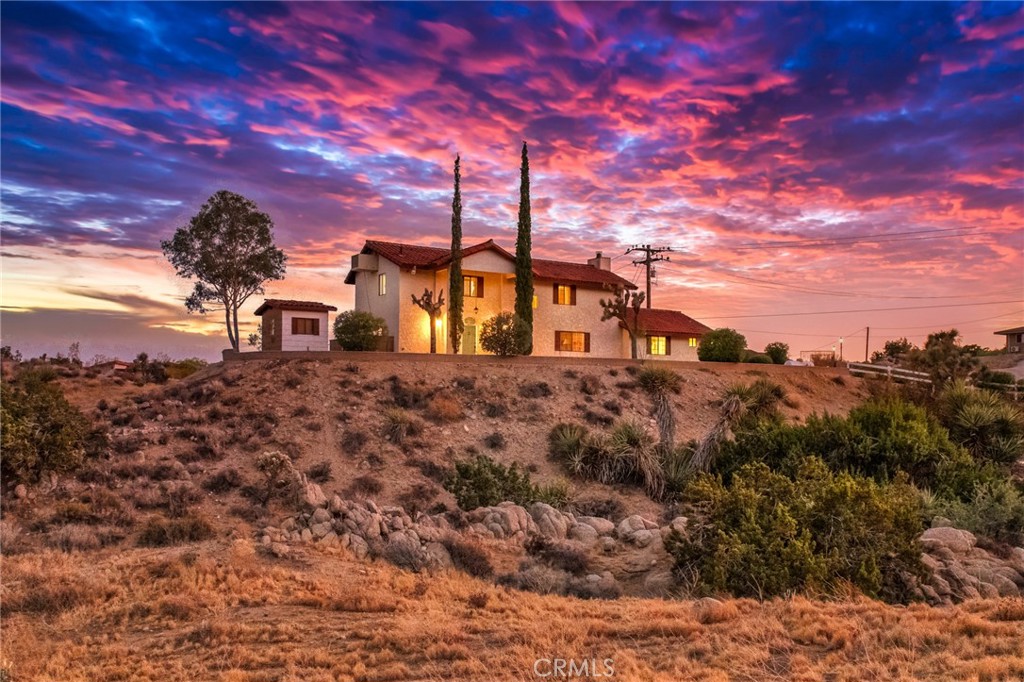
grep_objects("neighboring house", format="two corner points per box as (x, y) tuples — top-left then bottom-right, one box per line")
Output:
(92, 359), (130, 373)
(254, 299), (337, 351)
(995, 326), (1024, 353)
(344, 238), (711, 360)
(623, 308), (712, 362)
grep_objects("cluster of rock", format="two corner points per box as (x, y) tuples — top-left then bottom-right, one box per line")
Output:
(258, 490), (684, 593)
(912, 524), (1024, 604)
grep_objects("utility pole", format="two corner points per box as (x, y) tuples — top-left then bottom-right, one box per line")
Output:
(865, 327), (870, 363)
(625, 244), (672, 308)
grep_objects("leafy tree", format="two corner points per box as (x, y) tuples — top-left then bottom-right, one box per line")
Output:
(764, 342), (789, 365)
(1, 370), (91, 483)
(333, 311), (388, 351)
(132, 352), (168, 384)
(697, 328), (747, 362)
(514, 141), (534, 355)
(161, 190), (287, 351)
(906, 329), (979, 386)
(411, 289), (445, 354)
(871, 337), (916, 363)
(599, 286), (645, 359)
(448, 154), (465, 355)
(480, 312), (527, 356)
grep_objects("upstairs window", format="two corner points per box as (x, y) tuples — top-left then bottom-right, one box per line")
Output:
(555, 331), (590, 353)
(553, 283), (577, 306)
(649, 335), (669, 356)
(464, 275), (484, 298)
(378, 273), (387, 296)
(292, 317), (320, 335)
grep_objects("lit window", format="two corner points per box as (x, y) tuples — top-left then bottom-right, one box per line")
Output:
(532, 295), (538, 309)
(689, 337), (698, 348)
(649, 336), (668, 356)
(292, 317), (319, 335)
(554, 284), (576, 306)
(464, 276), (484, 298)
(556, 331), (589, 353)
(378, 273), (387, 296)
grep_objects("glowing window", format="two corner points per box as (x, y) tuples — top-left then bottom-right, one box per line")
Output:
(378, 273), (387, 296)
(689, 337), (698, 348)
(649, 336), (668, 356)
(554, 284), (576, 306)
(464, 276), (484, 298)
(556, 331), (589, 353)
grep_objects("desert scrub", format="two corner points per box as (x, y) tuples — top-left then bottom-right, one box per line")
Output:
(137, 513), (215, 547)
(549, 421), (664, 499)
(445, 455), (539, 510)
(425, 393), (464, 422)
(667, 457), (924, 601)
(382, 408), (422, 444)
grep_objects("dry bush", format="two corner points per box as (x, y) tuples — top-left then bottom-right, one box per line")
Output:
(483, 432), (506, 450)
(991, 599), (1024, 622)
(498, 561), (569, 595)
(525, 536), (590, 575)
(425, 393), (464, 422)
(483, 402), (509, 418)
(48, 524), (102, 552)
(291, 405), (313, 418)
(304, 460), (332, 484)
(341, 427), (369, 454)
(441, 536), (494, 578)
(519, 382), (553, 398)
(349, 474), (384, 497)
(203, 468), (244, 494)
(570, 496), (625, 521)
(566, 577), (623, 600)
(137, 513), (215, 547)
(380, 536), (427, 572)
(0, 519), (30, 555)
(578, 375), (603, 396)
(467, 591), (490, 609)
(396, 482), (440, 515)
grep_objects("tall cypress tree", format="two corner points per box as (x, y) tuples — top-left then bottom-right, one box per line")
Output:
(448, 154), (464, 354)
(514, 141), (534, 355)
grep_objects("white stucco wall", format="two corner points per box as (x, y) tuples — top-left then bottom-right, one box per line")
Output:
(280, 310), (331, 351)
(532, 283), (623, 359)
(352, 258), (401, 345)
(622, 332), (702, 362)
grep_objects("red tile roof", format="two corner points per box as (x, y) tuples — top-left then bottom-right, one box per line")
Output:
(254, 299), (338, 315)
(352, 239), (636, 289)
(623, 308), (711, 336)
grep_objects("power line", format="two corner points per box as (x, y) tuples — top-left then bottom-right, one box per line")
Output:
(701, 300), (1022, 320)
(711, 227), (1010, 251)
(727, 226), (975, 248)
(625, 244), (672, 309)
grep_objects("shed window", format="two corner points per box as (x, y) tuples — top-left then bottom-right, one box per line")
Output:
(553, 284), (577, 306)
(292, 317), (320, 335)
(378, 273), (387, 296)
(649, 335), (670, 356)
(555, 331), (590, 353)
(464, 276), (484, 298)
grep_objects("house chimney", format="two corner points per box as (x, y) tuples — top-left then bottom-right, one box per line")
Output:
(587, 251), (611, 271)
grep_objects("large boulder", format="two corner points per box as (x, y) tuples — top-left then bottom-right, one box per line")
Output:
(568, 523), (600, 546)
(576, 516), (615, 536)
(920, 527), (976, 554)
(530, 503), (570, 539)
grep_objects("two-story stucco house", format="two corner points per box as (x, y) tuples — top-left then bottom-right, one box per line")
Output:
(343, 239), (710, 360)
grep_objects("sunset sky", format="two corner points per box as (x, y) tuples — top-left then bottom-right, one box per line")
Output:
(2, 1), (1022, 362)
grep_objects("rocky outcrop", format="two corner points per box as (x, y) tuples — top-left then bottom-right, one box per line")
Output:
(912, 523), (1024, 604)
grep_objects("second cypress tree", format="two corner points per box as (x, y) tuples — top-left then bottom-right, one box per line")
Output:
(514, 141), (534, 354)
(448, 154), (464, 354)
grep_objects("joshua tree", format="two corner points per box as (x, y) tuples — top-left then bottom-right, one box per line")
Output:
(411, 288), (446, 354)
(448, 154), (465, 354)
(599, 286), (646, 359)
(637, 366), (682, 454)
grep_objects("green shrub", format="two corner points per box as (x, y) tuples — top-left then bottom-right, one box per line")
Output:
(764, 342), (790, 365)
(164, 358), (208, 380)
(743, 353), (773, 364)
(697, 328), (747, 363)
(666, 458), (924, 601)
(333, 310), (388, 351)
(1, 372), (91, 483)
(928, 479), (1024, 546)
(535, 478), (572, 509)
(723, 378), (786, 425)
(479, 312), (528, 356)
(445, 455), (538, 510)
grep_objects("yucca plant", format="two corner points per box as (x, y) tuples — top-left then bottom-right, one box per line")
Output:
(637, 366), (683, 453)
(938, 380), (1024, 464)
(607, 420), (664, 499)
(723, 378), (786, 422)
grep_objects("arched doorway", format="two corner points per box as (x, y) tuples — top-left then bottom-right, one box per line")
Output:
(462, 317), (477, 354)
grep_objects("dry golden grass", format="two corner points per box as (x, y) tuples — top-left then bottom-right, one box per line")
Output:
(3, 541), (1024, 682)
